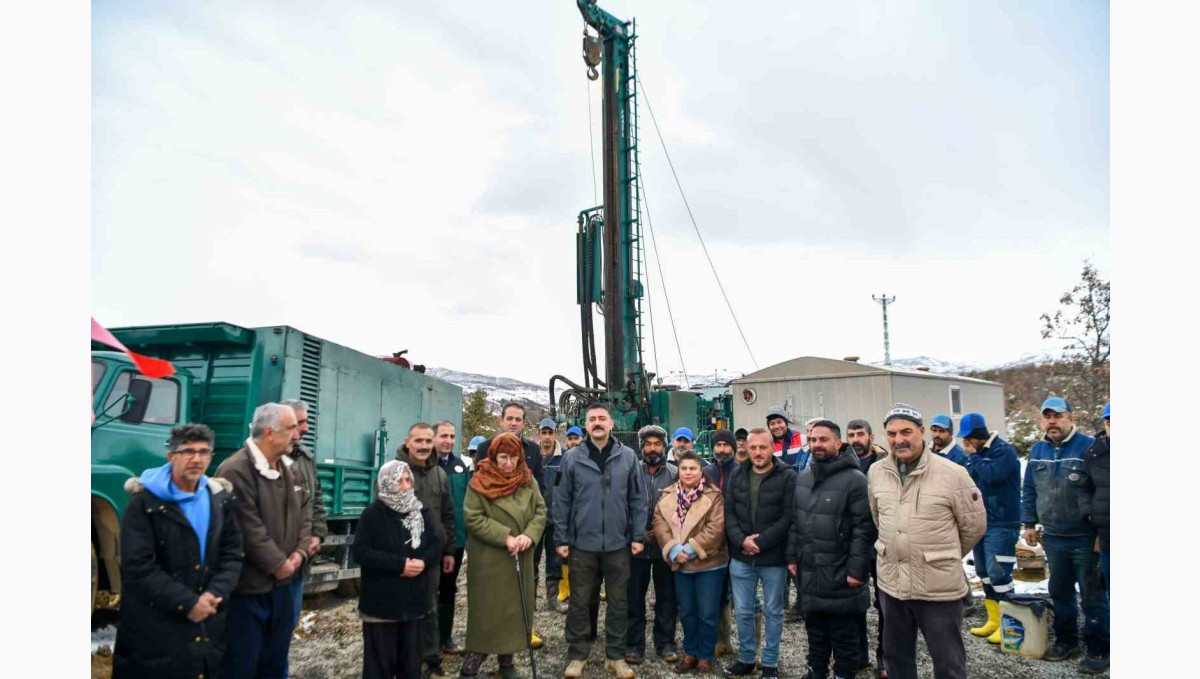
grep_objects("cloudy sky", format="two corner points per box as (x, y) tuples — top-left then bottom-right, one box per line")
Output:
(92, 0), (1109, 385)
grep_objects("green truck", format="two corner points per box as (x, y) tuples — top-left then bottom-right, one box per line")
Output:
(91, 322), (463, 610)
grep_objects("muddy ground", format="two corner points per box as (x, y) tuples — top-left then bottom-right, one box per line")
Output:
(91, 559), (1107, 678)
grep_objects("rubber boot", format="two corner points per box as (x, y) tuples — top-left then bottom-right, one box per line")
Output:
(559, 565), (570, 602)
(548, 581), (568, 613)
(970, 599), (1000, 638)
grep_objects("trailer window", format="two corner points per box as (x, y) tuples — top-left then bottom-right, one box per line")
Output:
(92, 361), (107, 391)
(949, 385), (962, 417)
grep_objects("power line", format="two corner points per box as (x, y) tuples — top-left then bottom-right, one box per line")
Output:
(641, 173), (689, 388)
(636, 75), (759, 370)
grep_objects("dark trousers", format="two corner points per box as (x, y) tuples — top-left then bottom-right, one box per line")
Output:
(1043, 533), (1109, 655)
(438, 548), (465, 643)
(878, 590), (966, 679)
(363, 619), (423, 679)
(973, 526), (1020, 599)
(422, 565), (442, 667)
(628, 556), (678, 653)
(806, 611), (862, 679)
(535, 524), (563, 588)
(856, 562), (884, 668)
(224, 583), (298, 679)
(675, 568), (725, 662)
(567, 548), (631, 660)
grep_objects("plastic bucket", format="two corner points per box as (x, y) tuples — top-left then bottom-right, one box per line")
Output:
(1000, 595), (1051, 660)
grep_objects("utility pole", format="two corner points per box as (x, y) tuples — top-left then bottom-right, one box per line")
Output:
(872, 294), (896, 365)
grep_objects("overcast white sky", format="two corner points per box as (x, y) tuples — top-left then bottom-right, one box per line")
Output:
(92, 0), (1109, 385)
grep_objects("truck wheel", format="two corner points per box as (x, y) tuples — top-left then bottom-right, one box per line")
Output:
(92, 542), (99, 613)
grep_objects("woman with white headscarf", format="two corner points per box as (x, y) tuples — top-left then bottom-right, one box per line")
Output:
(354, 459), (441, 679)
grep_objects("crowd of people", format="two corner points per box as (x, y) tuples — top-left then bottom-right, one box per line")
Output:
(109, 396), (1111, 679)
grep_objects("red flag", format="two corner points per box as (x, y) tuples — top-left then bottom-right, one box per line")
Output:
(91, 317), (176, 379)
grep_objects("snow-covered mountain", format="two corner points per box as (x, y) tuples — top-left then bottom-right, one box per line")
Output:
(426, 367), (550, 406)
(876, 356), (981, 375)
(651, 368), (745, 390)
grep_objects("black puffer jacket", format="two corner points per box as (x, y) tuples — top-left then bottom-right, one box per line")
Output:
(1077, 433), (1110, 548)
(787, 445), (877, 615)
(725, 456), (797, 567)
(113, 477), (243, 679)
(353, 501), (441, 621)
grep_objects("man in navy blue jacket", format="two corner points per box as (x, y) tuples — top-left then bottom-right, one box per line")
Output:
(929, 415), (968, 466)
(1021, 397), (1108, 672)
(958, 413), (1021, 646)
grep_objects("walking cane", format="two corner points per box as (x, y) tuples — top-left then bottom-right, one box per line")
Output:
(513, 553), (539, 679)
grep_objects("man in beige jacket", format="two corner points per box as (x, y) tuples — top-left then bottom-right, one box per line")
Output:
(867, 404), (985, 679)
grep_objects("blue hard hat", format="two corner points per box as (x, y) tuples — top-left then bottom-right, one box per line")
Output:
(566, 426), (583, 437)
(1102, 403), (1110, 420)
(957, 413), (987, 438)
(672, 427), (694, 442)
(1040, 397), (1072, 414)
(929, 414), (953, 431)
(468, 435), (486, 451)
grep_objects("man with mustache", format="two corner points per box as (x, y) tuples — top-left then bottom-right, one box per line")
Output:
(734, 429), (749, 461)
(867, 404), (985, 679)
(845, 419), (887, 678)
(928, 415), (968, 467)
(1021, 397), (1108, 672)
(626, 425), (680, 665)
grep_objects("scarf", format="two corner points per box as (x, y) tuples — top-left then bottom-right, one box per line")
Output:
(674, 476), (706, 531)
(469, 432), (533, 500)
(377, 460), (424, 548)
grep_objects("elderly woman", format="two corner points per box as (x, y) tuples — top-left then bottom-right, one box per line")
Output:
(652, 450), (727, 675)
(353, 460), (441, 679)
(460, 433), (548, 679)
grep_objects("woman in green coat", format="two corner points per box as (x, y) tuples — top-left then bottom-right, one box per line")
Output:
(461, 432), (547, 679)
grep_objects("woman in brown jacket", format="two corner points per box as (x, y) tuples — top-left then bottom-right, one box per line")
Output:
(652, 450), (727, 674)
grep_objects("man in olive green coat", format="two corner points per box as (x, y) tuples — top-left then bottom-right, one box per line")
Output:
(396, 423), (457, 679)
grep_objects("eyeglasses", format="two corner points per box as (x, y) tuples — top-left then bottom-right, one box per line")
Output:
(171, 448), (213, 458)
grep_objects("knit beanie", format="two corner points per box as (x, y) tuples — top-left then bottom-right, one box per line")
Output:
(883, 403), (923, 427)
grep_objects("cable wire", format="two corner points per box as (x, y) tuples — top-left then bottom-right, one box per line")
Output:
(587, 79), (599, 205)
(637, 76), (760, 370)
(640, 173), (690, 388)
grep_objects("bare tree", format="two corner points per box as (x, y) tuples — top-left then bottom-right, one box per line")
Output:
(1040, 261), (1110, 424)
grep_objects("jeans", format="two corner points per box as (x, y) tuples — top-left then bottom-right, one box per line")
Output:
(224, 583), (298, 679)
(566, 548), (632, 660)
(628, 556), (678, 653)
(675, 568), (725, 662)
(805, 612), (861, 679)
(1043, 534), (1110, 654)
(879, 590), (966, 679)
(728, 559), (788, 667)
(972, 525), (1020, 599)
(290, 573), (305, 627)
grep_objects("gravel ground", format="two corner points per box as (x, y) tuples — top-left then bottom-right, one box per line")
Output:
(286, 561), (1110, 679)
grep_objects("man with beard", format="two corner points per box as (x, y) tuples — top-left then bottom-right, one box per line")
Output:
(723, 429), (796, 679)
(867, 404), (985, 679)
(476, 403), (550, 648)
(703, 430), (743, 662)
(956, 413), (1021, 646)
(766, 408), (808, 469)
(626, 424), (680, 665)
(928, 415), (968, 467)
(668, 427), (694, 466)
(554, 403), (647, 679)
(734, 428), (749, 461)
(845, 419), (887, 678)
(536, 418), (569, 614)
(396, 423), (457, 679)
(787, 421), (876, 679)
(433, 421), (472, 653)
(1022, 397), (1107, 672)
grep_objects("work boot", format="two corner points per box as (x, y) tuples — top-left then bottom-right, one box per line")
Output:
(625, 651), (644, 665)
(1043, 642), (1082, 662)
(675, 655), (698, 673)
(564, 660), (587, 679)
(530, 631), (544, 649)
(659, 646), (680, 663)
(970, 599), (1001, 638)
(723, 661), (757, 677)
(559, 565), (571, 602)
(760, 666), (779, 679)
(1078, 654), (1110, 674)
(548, 582), (568, 613)
(605, 658), (635, 679)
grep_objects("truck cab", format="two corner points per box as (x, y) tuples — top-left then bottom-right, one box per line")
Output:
(90, 350), (191, 610)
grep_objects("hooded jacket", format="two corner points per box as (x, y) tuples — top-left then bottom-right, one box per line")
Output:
(396, 447), (457, 556)
(1077, 433), (1110, 547)
(867, 448), (986, 601)
(216, 442), (312, 595)
(114, 472), (242, 679)
(725, 456), (798, 567)
(962, 432), (1021, 527)
(787, 445), (876, 615)
(553, 437), (648, 552)
(1021, 426), (1097, 537)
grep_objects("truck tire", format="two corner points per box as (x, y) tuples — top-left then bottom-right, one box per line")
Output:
(92, 542), (99, 614)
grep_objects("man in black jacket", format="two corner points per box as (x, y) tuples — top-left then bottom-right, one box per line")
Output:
(114, 423), (243, 679)
(703, 429), (742, 660)
(627, 424), (680, 664)
(724, 428), (797, 679)
(1078, 403), (1110, 591)
(787, 421), (876, 679)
